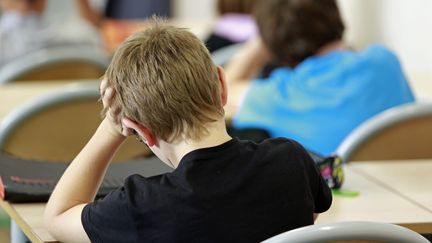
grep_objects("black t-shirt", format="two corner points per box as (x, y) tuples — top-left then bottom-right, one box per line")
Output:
(82, 138), (332, 243)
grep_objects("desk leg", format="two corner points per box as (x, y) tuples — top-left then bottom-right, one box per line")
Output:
(11, 220), (29, 243)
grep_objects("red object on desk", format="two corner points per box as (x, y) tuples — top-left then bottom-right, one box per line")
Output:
(0, 176), (4, 200)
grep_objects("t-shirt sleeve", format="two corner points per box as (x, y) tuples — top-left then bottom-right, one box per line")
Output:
(81, 186), (137, 243)
(290, 140), (332, 213)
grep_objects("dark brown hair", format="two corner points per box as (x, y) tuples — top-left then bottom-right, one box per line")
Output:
(217, 0), (257, 15)
(255, 0), (345, 67)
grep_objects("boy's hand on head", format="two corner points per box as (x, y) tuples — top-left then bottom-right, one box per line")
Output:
(100, 79), (133, 138)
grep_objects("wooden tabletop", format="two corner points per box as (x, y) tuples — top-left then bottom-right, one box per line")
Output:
(1, 81), (431, 241)
(0, 81), (98, 120)
(0, 201), (55, 243)
(350, 160), (432, 212)
(1, 161), (432, 242)
(316, 161), (432, 233)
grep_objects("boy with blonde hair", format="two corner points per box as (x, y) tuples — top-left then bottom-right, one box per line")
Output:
(44, 20), (331, 242)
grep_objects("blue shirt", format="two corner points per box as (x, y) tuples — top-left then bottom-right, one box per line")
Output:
(233, 44), (415, 156)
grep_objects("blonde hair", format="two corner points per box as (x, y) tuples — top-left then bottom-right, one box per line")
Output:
(105, 20), (223, 142)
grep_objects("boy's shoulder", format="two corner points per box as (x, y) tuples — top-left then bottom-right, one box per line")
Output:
(254, 137), (312, 158)
(360, 44), (401, 67)
(119, 137), (312, 193)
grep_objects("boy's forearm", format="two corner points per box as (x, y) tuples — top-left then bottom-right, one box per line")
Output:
(45, 119), (126, 219)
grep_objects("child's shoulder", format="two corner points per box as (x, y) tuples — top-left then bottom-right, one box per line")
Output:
(360, 44), (401, 65)
(255, 137), (312, 160)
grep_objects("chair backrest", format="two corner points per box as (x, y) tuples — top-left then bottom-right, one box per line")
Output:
(336, 102), (432, 162)
(0, 82), (151, 162)
(0, 46), (110, 84)
(211, 43), (244, 67)
(262, 221), (429, 243)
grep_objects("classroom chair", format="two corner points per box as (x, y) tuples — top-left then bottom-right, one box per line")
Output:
(336, 102), (432, 162)
(262, 221), (429, 243)
(0, 45), (110, 84)
(211, 43), (244, 67)
(0, 82), (151, 162)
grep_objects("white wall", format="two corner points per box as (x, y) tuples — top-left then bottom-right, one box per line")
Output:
(172, 0), (216, 20)
(338, 0), (432, 76)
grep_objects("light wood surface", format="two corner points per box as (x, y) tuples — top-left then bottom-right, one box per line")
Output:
(0, 81), (96, 120)
(0, 201), (54, 243)
(1, 162), (431, 242)
(316, 162), (432, 233)
(350, 160), (432, 212)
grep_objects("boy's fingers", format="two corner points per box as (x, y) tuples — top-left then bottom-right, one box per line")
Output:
(100, 85), (130, 137)
(100, 79), (108, 96)
(102, 88), (115, 108)
(107, 110), (118, 124)
(111, 106), (121, 116)
(121, 118), (136, 137)
(121, 126), (134, 137)
(121, 117), (136, 129)
(109, 107), (121, 124)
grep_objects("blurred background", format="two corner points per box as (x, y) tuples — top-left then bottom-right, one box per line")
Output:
(2, 0), (432, 78)
(40, 0), (432, 97)
(0, 0), (431, 241)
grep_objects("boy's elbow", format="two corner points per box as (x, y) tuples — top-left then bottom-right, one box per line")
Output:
(43, 213), (72, 242)
(44, 217), (58, 241)
(43, 204), (90, 242)
(43, 205), (67, 240)
(43, 210), (59, 237)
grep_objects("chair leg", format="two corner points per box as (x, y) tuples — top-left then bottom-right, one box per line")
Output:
(11, 221), (29, 243)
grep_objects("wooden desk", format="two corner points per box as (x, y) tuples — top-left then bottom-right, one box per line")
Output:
(1, 163), (431, 242)
(0, 81), (98, 120)
(350, 160), (432, 212)
(0, 202), (54, 243)
(316, 162), (432, 233)
(1, 83), (431, 239)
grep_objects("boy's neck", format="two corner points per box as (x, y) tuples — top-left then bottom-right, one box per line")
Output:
(316, 40), (344, 56)
(158, 118), (232, 169)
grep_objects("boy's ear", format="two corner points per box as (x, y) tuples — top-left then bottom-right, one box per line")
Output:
(216, 66), (228, 106)
(122, 117), (156, 147)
